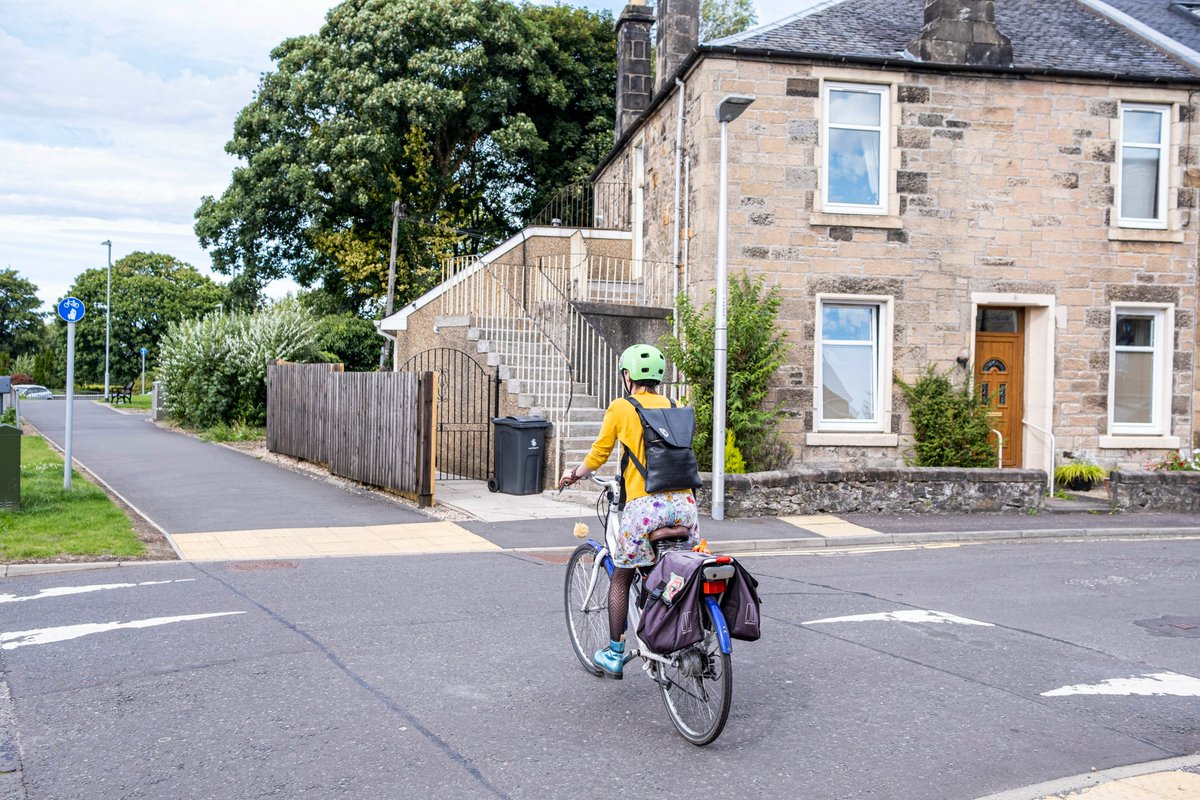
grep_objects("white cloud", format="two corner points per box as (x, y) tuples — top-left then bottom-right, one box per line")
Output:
(0, 0), (330, 309)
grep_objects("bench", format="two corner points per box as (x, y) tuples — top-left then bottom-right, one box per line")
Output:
(110, 382), (133, 405)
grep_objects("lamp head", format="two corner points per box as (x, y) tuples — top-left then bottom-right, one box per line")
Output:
(716, 94), (755, 123)
(101, 239), (111, 247)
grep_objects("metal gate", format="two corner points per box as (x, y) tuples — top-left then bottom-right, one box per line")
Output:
(401, 348), (499, 481)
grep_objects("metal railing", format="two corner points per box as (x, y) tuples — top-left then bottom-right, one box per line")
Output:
(539, 254), (675, 309)
(990, 428), (1004, 469)
(529, 181), (632, 231)
(1022, 418), (1055, 494)
(435, 255), (573, 479)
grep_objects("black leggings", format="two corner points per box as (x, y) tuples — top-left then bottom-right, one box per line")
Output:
(609, 567), (635, 643)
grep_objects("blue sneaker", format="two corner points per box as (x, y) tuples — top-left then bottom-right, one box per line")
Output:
(594, 639), (625, 679)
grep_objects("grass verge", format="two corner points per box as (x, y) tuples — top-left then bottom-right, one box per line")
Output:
(195, 421), (266, 443)
(96, 394), (153, 410)
(0, 433), (146, 561)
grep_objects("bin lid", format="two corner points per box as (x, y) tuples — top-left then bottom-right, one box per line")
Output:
(492, 415), (551, 429)
(0, 424), (20, 436)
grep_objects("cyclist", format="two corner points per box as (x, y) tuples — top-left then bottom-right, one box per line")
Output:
(558, 343), (700, 678)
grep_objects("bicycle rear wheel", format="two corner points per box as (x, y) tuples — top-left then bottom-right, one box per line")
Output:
(657, 603), (732, 745)
(564, 543), (610, 676)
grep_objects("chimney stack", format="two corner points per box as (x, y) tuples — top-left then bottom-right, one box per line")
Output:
(656, 0), (699, 94)
(908, 0), (1013, 68)
(615, 2), (654, 141)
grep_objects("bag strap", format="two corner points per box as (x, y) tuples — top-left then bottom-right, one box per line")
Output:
(621, 394), (680, 498)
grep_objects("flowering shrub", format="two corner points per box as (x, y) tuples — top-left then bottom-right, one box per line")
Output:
(1145, 450), (1200, 471)
(158, 301), (319, 427)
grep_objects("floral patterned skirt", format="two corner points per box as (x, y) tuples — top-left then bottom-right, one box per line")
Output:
(613, 490), (700, 568)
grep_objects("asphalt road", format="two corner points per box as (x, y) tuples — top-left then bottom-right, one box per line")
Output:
(16, 398), (428, 533)
(2, 537), (1197, 799)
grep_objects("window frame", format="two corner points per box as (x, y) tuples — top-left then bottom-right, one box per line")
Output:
(814, 294), (894, 433)
(1107, 303), (1173, 437)
(820, 82), (891, 216)
(1116, 103), (1171, 230)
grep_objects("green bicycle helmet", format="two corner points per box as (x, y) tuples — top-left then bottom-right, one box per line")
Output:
(619, 343), (666, 384)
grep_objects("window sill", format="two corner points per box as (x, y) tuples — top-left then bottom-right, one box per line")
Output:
(810, 211), (903, 230)
(1098, 434), (1181, 449)
(806, 432), (899, 447)
(1107, 227), (1184, 243)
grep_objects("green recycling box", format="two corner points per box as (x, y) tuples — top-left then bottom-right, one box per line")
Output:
(0, 424), (20, 510)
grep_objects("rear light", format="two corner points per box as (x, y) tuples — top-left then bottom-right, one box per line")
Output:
(702, 580), (727, 595)
(715, 555), (732, 565)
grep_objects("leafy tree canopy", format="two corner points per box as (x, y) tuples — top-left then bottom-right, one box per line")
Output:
(0, 269), (46, 359)
(700, 0), (757, 41)
(195, 0), (616, 315)
(315, 312), (384, 371)
(58, 252), (228, 385)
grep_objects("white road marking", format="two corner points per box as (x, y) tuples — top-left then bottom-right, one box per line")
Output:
(1, 612), (245, 650)
(1041, 672), (1200, 697)
(0, 579), (195, 604)
(803, 609), (994, 626)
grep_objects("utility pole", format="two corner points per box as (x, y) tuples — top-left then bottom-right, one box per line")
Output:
(101, 239), (112, 401)
(379, 200), (401, 370)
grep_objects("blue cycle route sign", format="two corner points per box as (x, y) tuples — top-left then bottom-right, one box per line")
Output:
(58, 297), (86, 322)
(140, 347), (148, 356)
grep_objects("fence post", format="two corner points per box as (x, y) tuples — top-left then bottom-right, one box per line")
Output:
(416, 370), (437, 507)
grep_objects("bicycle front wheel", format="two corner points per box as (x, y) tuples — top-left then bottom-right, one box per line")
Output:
(564, 543), (610, 677)
(657, 603), (732, 745)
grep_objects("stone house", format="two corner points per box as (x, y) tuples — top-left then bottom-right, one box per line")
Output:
(593, 0), (1200, 475)
(383, 0), (1200, 485)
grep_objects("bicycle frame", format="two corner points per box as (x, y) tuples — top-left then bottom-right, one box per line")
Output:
(576, 475), (732, 664)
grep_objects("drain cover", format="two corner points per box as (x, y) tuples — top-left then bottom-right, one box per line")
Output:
(227, 560), (300, 571)
(1134, 616), (1200, 637)
(521, 552), (572, 564)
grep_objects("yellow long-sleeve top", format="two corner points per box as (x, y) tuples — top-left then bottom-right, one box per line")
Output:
(581, 391), (674, 503)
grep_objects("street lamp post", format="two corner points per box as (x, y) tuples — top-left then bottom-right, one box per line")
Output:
(101, 239), (112, 401)
(711, 94), (754, 522)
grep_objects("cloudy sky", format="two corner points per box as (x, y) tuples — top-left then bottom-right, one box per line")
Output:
(1, 0), (796, 312)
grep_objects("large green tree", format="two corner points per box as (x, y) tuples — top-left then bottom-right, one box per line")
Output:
(0, 269), (45, 359)
(700, 0), (757, 41)
(58, 252), (228, 385)
(195, 0), (616, 315)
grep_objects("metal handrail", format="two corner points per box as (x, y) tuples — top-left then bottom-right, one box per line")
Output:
(990, 428), (1003, 469)
(1021, 419), (1055, 494)
(529, 181), (632, 230)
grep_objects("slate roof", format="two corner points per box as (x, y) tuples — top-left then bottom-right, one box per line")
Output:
(707, 0), (1200, 80)
(1102, 0), (1200, 52)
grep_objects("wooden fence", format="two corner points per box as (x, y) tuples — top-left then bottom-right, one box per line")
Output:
(266, 362), (436, 507)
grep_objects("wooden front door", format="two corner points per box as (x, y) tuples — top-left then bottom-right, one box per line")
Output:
(974, 308), (1024, 468)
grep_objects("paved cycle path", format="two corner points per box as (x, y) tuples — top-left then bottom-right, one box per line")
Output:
(18, 399), (436, 546)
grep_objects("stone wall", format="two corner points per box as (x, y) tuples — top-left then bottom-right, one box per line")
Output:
(695, 467), (1046, 516)
(1109, 470), (1200, 512)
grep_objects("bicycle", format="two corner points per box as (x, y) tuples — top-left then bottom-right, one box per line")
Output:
(563, 474), (736, 746)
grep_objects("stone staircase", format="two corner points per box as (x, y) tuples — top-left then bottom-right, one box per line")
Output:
(464, 317), (608, 476)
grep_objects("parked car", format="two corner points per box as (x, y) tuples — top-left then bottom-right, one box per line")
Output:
(14, 385), (54, 399)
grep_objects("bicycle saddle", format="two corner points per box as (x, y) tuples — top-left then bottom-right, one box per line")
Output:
(648, 526), (691, 542)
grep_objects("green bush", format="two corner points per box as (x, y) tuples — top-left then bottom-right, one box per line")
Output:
(724, 430), (746, 474)
(894, 366), (997, 467)
(660, 274), (791, 472)
(1, 408), (15, 426)
(315, 313), (382, 371)
(158, 301), (319, 427)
